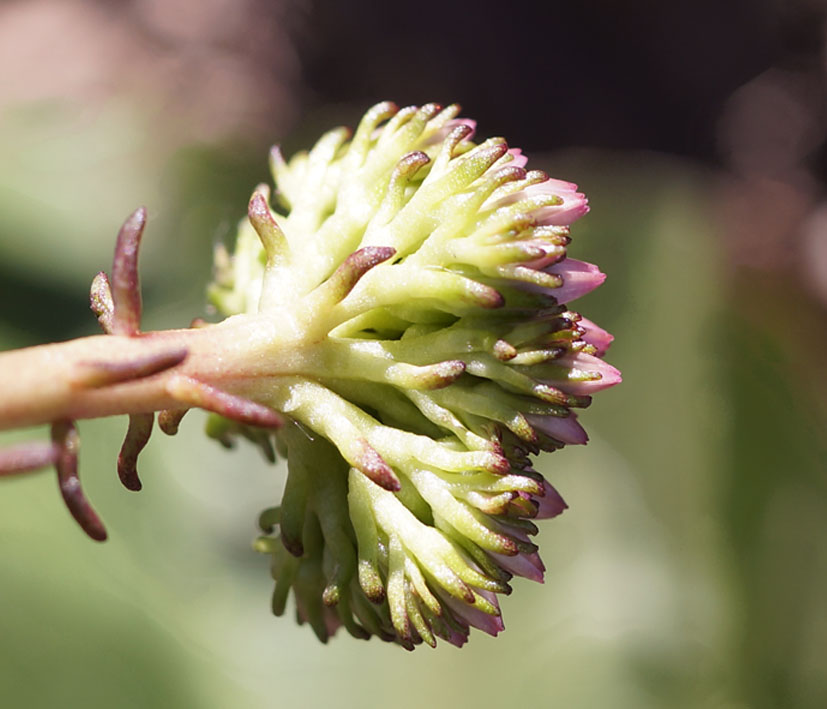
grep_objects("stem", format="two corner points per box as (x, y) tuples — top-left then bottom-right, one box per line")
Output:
(0, 205), (313, 540)
(0, 314), (294, 431)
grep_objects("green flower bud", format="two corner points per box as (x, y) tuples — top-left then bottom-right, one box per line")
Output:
(211, 102), (621, 648)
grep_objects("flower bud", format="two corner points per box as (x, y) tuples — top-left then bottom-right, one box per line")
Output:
(209, 102), (621, 648)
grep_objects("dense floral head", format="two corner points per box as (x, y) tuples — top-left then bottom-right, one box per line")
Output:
(209, 102), (620, 648)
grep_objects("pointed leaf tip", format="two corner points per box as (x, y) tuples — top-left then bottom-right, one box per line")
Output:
(51, 420), (107, 541)
(158, 408), (188, 436)
(89, 271), (114, 334)
(72, 347), (188, 389)
(355, 440), (400, 491)
(166, 375), (284, 429)
(323, 246), (396, 303)
(248, 189), (287, 260)
(111, 206), (148, 337)
(117, 413), (153, 491)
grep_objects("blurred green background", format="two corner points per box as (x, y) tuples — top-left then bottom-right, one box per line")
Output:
(1, 1), (825, 708)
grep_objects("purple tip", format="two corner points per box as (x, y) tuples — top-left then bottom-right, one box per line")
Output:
(111, 206), (147, 337)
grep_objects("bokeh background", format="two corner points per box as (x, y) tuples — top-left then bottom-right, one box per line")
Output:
(1, 1), (826, 707)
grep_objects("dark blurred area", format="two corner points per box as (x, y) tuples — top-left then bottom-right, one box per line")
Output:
(300, 0), (782, 158)
(0, 1), (825, 708)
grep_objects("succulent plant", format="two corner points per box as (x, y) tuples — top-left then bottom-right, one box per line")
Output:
(0, 102), (619, 649)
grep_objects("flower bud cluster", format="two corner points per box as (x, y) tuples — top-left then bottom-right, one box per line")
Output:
(209, 102), (620, 648)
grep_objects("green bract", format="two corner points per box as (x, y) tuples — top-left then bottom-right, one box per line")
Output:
(208, 102), (620, 648)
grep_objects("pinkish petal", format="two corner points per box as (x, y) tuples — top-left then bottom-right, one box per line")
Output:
(534, 479), (568, 519)
(519, 256), (560, 272)
(496, 520), (533, 544)
(436, 624), (469, 648)
(521, 179), (589, 226)
(526, 412), (589, 445)
(442, 592), (504, 637)
(490, 176), (587, 228)
(447, 118), (476, 138)
(519, 178), (579, 197)
(579, 317), (614, 356)
(490, 550), (546, 582)
(548, 352), (622, 395)
(545, 258), (606, 303)
(426, 118), (477, 145)
(505, 148), (528, 169)
(536, 199), (590, 226)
